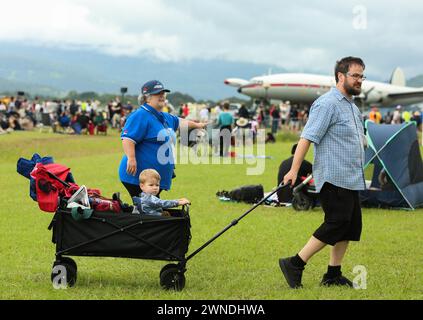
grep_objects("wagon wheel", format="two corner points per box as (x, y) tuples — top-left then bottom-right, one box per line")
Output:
(58, 257), (77, 272)
(51, 260), (77, 288)
(160, 265), (186, 291)
(160, 263), (178, 276)
(292, 193), (311, 211)
(310, 198), (317, 209)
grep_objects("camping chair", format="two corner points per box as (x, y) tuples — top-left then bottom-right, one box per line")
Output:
(39, 113), (53, 133)
(94, 115), (108, 135)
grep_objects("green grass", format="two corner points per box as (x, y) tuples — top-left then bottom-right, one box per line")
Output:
(1, 130), (422, 300)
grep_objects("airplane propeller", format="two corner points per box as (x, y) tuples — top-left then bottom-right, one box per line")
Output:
(355, 86), (375, 111)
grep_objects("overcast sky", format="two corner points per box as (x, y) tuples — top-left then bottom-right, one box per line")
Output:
(1, 0), (423, 80)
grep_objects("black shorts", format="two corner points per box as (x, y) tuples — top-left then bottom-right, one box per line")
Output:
(313, 183), (362, 246)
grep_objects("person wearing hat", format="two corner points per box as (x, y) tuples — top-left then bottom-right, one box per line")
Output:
(234, 117), (250, 147)
(119, 80), (208, 198)
(391, 105), (402, 124)
(236, 117), (249, 128)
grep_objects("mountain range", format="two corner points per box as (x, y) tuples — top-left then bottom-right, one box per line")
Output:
(0, 43), (285, 100)
(1, 43), (422, 100)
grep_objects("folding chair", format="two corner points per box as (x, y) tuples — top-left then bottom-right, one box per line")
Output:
(39, 113), (53, 133)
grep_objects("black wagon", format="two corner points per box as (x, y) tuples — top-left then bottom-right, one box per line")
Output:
(20, 155), (289, 291)
(46, 182), (290, 292)
(49, 205), (191, 291)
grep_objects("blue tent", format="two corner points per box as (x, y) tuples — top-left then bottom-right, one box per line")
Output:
(360, 121), (423, 209)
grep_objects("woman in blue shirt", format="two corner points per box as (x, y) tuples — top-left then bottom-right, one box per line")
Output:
(119, 80), (207, 198)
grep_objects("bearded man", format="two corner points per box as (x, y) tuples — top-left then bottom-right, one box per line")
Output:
(279, 57), (367, 289)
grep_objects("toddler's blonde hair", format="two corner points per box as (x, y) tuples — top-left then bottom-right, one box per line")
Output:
(139, 169), (161, 184)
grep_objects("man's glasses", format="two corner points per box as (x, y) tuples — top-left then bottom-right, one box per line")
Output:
(346, 72), (366, 81)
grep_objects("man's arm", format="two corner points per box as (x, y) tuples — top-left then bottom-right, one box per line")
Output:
(283, 138), (311, 187)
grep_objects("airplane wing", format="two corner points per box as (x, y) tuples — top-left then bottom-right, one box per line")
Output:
(387, 90), (423, 99)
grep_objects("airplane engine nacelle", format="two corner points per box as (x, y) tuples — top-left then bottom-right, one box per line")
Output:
(224, 78), (249, 88)
(367, 90), (385, 104)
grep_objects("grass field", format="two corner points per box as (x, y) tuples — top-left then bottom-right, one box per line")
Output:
(1, 130), (422, 300)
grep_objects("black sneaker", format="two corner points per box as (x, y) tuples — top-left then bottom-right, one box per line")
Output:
(279, 257), (304, 288)
(320, 273), (353, 287)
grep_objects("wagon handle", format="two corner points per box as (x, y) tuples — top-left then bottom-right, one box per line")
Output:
(292, 174), (313, 194)
(185, 182), (290, 262)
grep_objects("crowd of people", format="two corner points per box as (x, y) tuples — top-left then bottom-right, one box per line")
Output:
(256, 102), (310, 134)
(366, 105), (422, 129)
(1, 93), (422, 137)
(0, 95), (140, 135)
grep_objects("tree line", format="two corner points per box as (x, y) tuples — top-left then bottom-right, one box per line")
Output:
(0, 90), (249, 108)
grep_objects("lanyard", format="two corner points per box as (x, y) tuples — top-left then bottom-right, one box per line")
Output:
(141, 104), (175, 144)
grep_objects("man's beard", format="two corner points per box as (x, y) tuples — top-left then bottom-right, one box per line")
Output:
(344, 82), (362, 96)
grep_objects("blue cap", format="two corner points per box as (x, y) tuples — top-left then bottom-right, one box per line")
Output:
(141, 80), (171, 95)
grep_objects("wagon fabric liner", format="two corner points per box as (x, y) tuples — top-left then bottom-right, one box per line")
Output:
(51, 208), (191, 261)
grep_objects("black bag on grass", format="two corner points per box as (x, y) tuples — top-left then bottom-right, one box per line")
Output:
(217, 184), (264, 204)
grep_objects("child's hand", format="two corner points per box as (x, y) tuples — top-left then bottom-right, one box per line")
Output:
(178, 198), (191, 205)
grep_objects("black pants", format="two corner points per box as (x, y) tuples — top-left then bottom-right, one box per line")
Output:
(219, 126), (232, 157)
(122, 181), (162, 199)
(313, 183), (362, 246)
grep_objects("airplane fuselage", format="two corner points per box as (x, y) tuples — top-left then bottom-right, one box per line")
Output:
(233, 73), (423, 107)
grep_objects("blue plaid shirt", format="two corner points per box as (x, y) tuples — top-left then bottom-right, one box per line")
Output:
(301, 87), (366, 192)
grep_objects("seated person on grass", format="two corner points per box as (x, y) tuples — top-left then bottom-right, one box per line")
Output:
(277, 143), (313, 203)
(133, 169), (190, 217)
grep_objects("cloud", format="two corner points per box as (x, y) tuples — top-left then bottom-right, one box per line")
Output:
(0, 0), (183, 60)
(1, 0), (423, 78)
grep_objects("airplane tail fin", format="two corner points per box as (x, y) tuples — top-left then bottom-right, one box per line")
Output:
(390, 67), (406, 86)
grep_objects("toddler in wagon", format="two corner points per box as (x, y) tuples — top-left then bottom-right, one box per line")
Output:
(132, 169), (190, 216)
